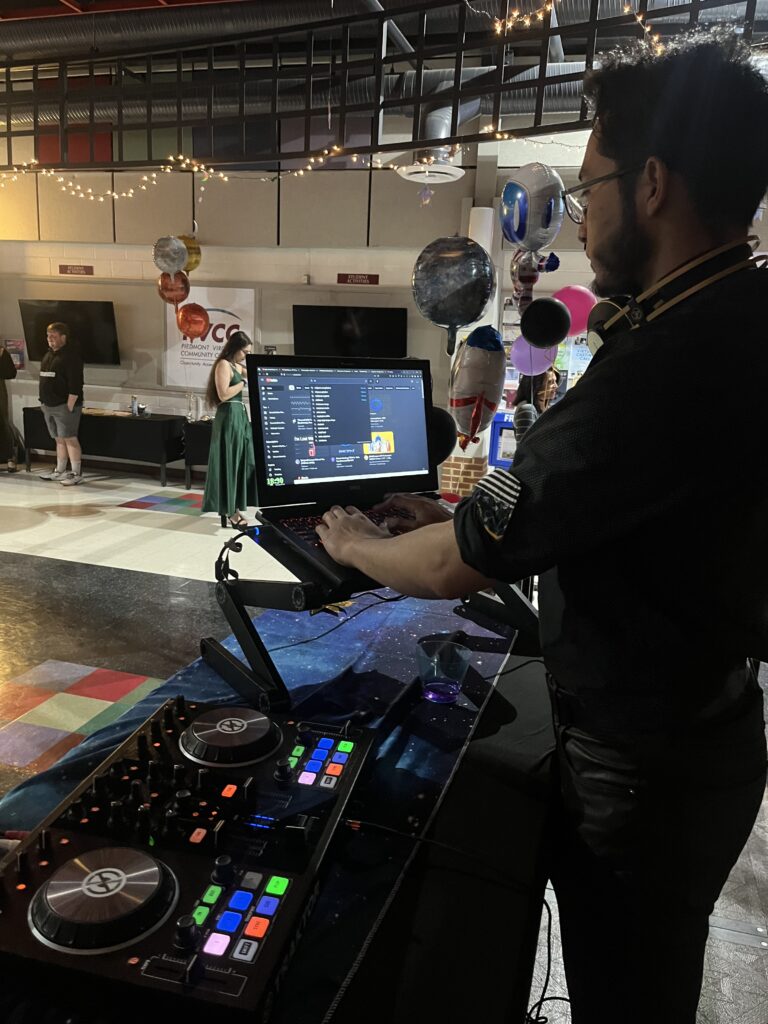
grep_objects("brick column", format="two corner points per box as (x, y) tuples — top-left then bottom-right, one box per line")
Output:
(440, 454), (488, 497)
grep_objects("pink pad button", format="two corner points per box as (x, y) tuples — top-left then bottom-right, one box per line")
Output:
(298, 771), (317, 785)
(203, 932), (230, 957)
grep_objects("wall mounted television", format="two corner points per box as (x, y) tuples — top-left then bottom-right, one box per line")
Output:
(19, 299), (121, 365)
(292, 305), (407, 359)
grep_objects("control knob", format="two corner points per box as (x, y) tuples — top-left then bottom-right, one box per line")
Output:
(174, 914), (200, 952)
(211, 854), (234, 886)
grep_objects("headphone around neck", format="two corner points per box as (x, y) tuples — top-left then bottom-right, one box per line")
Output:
(586, 237), (765, 355)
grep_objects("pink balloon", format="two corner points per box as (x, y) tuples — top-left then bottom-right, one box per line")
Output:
(552, 285), (596, 336)
(510, 336), (558, 375)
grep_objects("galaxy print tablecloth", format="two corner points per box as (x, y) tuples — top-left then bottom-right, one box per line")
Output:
(0, 589), (513, 1023)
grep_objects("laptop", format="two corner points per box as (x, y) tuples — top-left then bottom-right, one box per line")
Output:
(246, 354), (438, 587)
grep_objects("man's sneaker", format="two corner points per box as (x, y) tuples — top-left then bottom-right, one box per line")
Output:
(39, 469), (68, 481)
(60, 473), (83, 487)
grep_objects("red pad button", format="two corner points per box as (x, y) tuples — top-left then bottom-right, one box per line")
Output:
(244, 916), (270, 939)
(221, 784), (238, 799)
(325, 763), (343, 777)
(189, 828), (207, 844)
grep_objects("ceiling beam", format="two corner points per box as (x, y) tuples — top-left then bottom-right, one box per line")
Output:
(0, 0), (250, 19)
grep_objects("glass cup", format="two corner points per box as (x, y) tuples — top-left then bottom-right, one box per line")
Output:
(416, 638), (472, 704)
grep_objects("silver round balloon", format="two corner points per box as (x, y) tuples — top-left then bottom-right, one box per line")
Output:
(152, 235), (189, 274)
(412, 236), (496, 355)
(500, 162), (565, 252)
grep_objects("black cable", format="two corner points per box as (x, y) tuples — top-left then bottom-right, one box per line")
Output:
(266, 594), (407, 653)
(342, 818), (531, 895)
(481, 657), (544, 681)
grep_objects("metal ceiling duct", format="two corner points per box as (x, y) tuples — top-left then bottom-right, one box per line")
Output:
(0, 1), (414, 63)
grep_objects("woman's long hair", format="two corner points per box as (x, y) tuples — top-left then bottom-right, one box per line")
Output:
(205, 331), (252, 409)
(513, 368), (561, 412)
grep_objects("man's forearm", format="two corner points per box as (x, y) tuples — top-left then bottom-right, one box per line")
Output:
(345, 520), (492, 599)
(67, 393), (78, 412)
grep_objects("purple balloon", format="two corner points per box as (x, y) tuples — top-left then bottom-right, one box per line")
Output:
(510, 336), (558, 375)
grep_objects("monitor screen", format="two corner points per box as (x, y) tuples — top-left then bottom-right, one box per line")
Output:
(19, 299), (120, 365)
(248, 355), (436, 508)
(292, 305), (407, 359)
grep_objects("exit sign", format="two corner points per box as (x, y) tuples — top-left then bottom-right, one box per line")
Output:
(337, 273), (379, 285)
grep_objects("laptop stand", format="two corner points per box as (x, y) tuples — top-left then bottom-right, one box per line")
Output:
(200, 523), (378, 710)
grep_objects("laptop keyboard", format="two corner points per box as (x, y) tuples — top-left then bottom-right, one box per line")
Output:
(281, 506), (415, 547)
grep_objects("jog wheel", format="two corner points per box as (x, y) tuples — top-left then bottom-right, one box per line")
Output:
(29, 847), (178, 954)
(179, 706), (282, 767)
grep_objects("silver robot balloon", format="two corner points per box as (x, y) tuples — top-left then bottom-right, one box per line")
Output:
(500, 163), (565, 252)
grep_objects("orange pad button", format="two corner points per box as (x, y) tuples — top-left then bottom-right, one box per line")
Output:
(244, 916), (270, 939)
(325, 763), (343, 777)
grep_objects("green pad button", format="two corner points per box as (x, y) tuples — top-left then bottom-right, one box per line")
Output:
(291, 745), (305, 758)
(337, 740), (355, 754)
(265, 875), (290, 896)
(202, 884), (223, 905)
(288, 756), (298, 769)
(193, 906), (210, 926)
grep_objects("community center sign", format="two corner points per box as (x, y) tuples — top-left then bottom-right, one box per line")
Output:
(164, 286), (255, 390)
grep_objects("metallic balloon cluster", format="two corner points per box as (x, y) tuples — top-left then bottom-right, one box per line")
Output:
(153, 235), (207, 339)
(499, 161), (595, 375)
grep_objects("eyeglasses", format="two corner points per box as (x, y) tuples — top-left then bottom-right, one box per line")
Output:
(562, 165), (644, 225)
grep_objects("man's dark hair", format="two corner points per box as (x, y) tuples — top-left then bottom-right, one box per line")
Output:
(584, 29), (768, 231)
(47, 321), (69, 338)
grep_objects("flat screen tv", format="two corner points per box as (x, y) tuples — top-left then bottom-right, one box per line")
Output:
(19, 299), (121, 365)
(292, 305), (407, 359)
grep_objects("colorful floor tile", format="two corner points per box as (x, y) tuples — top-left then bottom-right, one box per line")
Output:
(0, 661), (166, 783)
(119, 492), (204, 515)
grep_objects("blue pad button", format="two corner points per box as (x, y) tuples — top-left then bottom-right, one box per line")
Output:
(310, 748), (328, 761)
(306, 759), (323, 773)
(228, 890), (254, 912)
(331, 752), (349, 764)
(316, 738), (334, 750)
(216, 911), (243, 933)
(256, 895), (280, 916)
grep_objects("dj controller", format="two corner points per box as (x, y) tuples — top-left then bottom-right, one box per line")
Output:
(0, 696), (373, 1023)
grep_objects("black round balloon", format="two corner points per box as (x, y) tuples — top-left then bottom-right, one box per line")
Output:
(412, 237), (496, 354)
(520, 297), (571, 349)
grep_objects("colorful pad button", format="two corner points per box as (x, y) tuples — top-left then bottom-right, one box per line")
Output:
(256, 895), (280, 916)
(326, 763), (343, 777)
(291, 745), (305, 758)
(331, 752), (349, 764)
(316, 737), (334, 750)
(228, 890), (254, 912)
(202, 884), (223, 905)
(319, 776), (337, 789)
(244, 916), (270, 939)
(306, 759), (323, 773)
(337, 740), (355, 753)
(298, 771), (316, 785)
(288, 756), (298, 769)
(216, 911), (242, 933)
(241, 871), (263, 891)
(221, 784), (238, 799)
(310, 748), (328, 761)
(231, 938), (259, 963)
(265, 875), (290, 897)
(203, 933), (230, 957)
(192, 906), (210, 926)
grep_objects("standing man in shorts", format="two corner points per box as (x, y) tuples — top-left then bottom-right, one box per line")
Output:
(38, 322), (84, 485)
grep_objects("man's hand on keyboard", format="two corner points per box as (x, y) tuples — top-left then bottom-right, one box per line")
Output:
(372, 493), (452, 534)
(316, 505), (391, 566)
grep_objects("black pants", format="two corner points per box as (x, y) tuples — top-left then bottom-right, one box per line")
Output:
(546, 680), (767, 1024)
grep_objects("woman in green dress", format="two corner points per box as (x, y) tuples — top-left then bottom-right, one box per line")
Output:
(202, 331), (258, 528)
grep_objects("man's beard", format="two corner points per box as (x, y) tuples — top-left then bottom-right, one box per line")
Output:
(590, 187), (652, 298)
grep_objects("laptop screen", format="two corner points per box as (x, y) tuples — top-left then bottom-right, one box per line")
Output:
(247, 354), (437, 509)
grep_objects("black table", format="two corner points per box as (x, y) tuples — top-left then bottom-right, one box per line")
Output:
(23, 406), (186, 486)
(183, 418), (213, 487)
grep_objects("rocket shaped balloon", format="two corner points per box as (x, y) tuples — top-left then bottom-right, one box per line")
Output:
(448, 325), (506, 451)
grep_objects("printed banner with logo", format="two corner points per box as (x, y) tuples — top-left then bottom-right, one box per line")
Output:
(164, 286), (256, 389)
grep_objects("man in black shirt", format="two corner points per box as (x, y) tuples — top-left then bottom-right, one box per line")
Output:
(38, 321), (84, 485)
(315, 31), (768, 1023)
